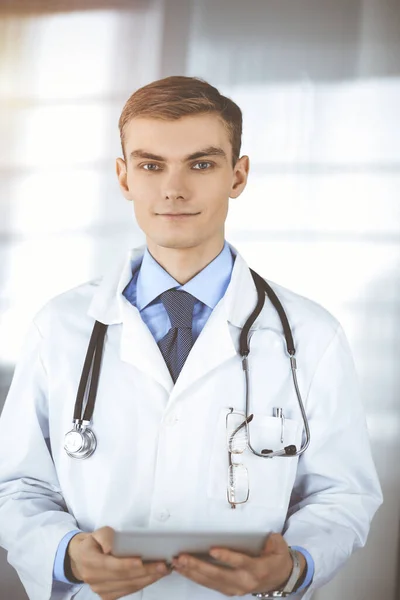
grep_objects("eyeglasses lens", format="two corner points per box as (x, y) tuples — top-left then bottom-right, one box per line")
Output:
(226, 411), (248, 453)
(227, 463), (249, 504)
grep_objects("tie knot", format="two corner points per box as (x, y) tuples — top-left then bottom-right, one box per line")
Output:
(159, 289), (196, 328)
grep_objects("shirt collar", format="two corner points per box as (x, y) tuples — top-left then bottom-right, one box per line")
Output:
(136, 241), (235, 310)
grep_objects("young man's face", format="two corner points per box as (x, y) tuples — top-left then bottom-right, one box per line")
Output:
(116, 113), (249, 255)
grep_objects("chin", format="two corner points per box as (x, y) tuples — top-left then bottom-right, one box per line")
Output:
(150, 235), (200, 250)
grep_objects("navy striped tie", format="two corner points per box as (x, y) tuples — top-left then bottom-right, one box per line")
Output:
(158, 289), (196, 383)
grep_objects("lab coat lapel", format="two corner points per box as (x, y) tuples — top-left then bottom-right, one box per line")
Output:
(170, 249), (264, 400)
(119, 299), (173, 393)
(87, 245), (173, 393)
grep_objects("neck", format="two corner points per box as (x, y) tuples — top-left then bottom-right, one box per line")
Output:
(146, 238), (225, 285)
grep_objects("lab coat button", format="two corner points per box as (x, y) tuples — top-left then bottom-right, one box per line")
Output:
(164, 414), (178, 426)
(158, 509), (170, 521)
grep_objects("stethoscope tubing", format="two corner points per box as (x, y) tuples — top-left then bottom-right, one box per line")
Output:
(65, 268), (310, 459)
(243, 354), (310, 458)
(243, 269), (310, 458)
(74, 320), (107, 423)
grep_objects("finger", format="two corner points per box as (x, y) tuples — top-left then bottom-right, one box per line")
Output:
(173, 564), (234, 595)
(91, 526), (115, 554)
(79, 530), (118, 573)
(90, 568), (170, 596)
(208, 547), (255, 570)
(80, 537), (141, 582)
(172, 554), (248, 595)
(87, 554), (168, 583)
(207, 545), (272, 589)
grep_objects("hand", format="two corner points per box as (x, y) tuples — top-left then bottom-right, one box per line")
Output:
(67, 526), (171, 600)
(171, 532), (306, 596)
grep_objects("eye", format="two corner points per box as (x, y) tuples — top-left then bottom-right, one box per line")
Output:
(193, 162), (213, 170)
(142, 163), (160, 171)
(140, 161), (213, 171)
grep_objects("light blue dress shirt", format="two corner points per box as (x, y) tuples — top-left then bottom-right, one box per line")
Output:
(53, 241), (314, 592)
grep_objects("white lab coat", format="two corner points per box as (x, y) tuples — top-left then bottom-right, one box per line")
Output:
(0, 244), (382, 600)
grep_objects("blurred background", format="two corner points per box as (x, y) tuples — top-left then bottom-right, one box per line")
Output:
(0, 0), (399, 598)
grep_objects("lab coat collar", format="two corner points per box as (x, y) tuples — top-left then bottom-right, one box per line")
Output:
(87, 242), (268, 330)
(87, 246), (146, 325)
(87, 243), (270, 397)
(222, 243), (268, 330)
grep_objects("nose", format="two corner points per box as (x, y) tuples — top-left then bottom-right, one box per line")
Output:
(162, 168), (189, 200)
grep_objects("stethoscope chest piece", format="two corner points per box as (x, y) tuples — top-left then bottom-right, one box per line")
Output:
(64, 421), (97, 459)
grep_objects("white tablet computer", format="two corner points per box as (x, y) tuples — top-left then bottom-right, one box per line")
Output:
(113, 529), (268, 567)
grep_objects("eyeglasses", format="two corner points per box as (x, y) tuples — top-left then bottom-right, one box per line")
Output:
(226, 408), (254, 509)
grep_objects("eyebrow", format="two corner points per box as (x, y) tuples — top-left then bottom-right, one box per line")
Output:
(129, 146), (227, 162)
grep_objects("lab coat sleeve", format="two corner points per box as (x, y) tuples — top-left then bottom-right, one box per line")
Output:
(282, 324), (383, 599)
(0, 320), (82, 600)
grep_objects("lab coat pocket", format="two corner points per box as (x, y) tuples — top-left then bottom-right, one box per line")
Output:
(207, 409), (302, 510)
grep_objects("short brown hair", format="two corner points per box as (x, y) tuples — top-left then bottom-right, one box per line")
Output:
(118, 75), (242, 168)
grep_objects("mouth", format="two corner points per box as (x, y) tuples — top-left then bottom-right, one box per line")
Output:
(157, 212), (200, 219)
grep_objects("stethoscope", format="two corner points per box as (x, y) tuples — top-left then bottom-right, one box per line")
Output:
(64, 269), (310, 460)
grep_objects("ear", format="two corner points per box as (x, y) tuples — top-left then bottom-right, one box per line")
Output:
(230, 155), (250, 199)
(116, 157), (132, 201)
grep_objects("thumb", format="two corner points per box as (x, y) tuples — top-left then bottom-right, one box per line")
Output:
(261, 533), (288, 558)
(91, 526), (115, 555)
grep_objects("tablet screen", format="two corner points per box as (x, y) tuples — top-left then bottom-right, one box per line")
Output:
(113, 529), (267, 566)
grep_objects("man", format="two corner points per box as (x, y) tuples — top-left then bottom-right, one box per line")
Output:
(0, 76), (382, 600)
